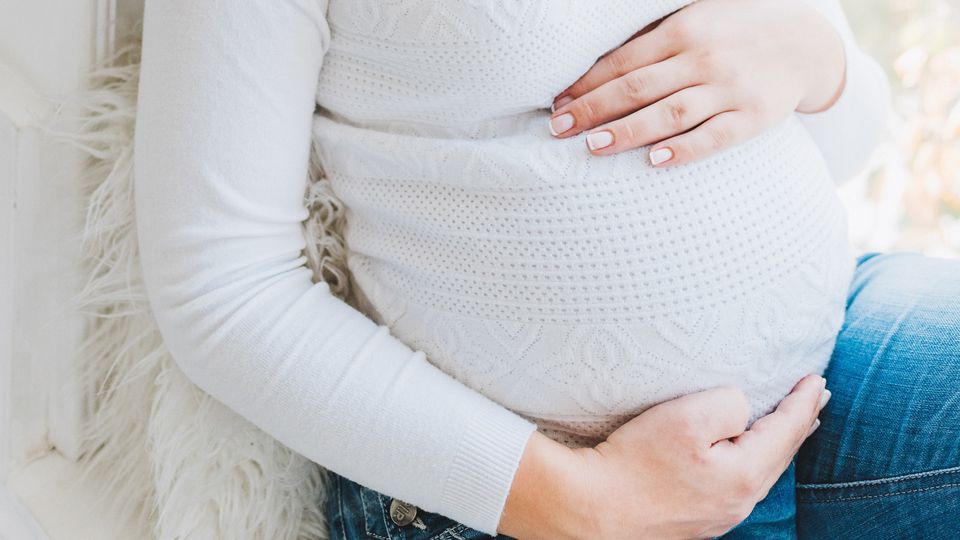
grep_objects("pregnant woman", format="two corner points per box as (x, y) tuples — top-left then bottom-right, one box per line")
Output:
(133, 0), (960, 538)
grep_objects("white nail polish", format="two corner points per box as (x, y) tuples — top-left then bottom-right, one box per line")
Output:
(806, 418), (821, 438)
(649, 147), (674, 165)
(818, 389), (832, 409)
(586, 130), (614, 150)
(549, 113), (575, 136)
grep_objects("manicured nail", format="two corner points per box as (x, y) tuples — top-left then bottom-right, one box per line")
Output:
(806, 418), (821, 438)
(586, 130), (614, 150)
(818, 389), (832, 410)
(820, 376), (828, 391)
(549, 113), (575, 136)
(551, 95), (574, 112)
(649, 147), (674, 165)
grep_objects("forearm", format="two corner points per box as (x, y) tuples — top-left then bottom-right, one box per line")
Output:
(498, 432), (595, 539)
(794, 1), (847, 115)
(134, 0), (538, 533)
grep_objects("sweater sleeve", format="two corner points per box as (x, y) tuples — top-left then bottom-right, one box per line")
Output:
(796, 0), (894, 184)
(132, 0), (538, 534)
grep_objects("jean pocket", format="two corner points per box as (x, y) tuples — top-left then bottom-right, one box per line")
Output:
(796, 466), (960, 539)
(796, 465), (960, 504)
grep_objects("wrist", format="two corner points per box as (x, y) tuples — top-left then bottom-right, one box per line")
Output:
(497, 432), (598, 539)
(796, 6), (848, 114)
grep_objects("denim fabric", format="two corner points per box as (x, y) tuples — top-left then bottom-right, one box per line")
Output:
(722, 461), (798, 539)
(324, 252), (960, 539)
(324, 471), (513, 540)
(324, 462), (797, 539)
(796, 252), (960, 539)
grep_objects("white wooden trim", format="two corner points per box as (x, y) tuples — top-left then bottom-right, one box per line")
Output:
(9, 452), (143, 539)
(0, 484), (47, 540)
(95, 0), (117, 64)
(0, 60), (54, 483)
(0, 72), (17, 487)
(0, 0), (134, 473)
(0, 58), (55, 540)
(96, 0), (144, 63)
(0, 4), (144, 538)
(0, 62), (49, 127)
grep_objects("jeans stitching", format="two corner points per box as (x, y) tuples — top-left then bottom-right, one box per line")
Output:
(375, 491), (394, 540)
(796, 465), (960, 490)
(416, 514), (470, 539)
(434, 523), (473, 540)
(335, 474), (349, 540)
(798, 482), (960, 503)
(357, 484), (391, 540)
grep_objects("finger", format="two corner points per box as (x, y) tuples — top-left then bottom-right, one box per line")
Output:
(645, 110), (753, 167)
(803, 388), (832, 438)
(653, 385), (751, 445)
(583, 85), (728, 155)
(549, 57), (700, 138)
(554, 23), (679, 106)
(625, 18), (663, 42)
(731, 374), (826, 467)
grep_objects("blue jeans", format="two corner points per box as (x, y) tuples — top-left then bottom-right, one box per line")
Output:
(796, 252), (960, 539)
(324, 252), (960, 539)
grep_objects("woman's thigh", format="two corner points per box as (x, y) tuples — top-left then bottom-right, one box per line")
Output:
(796, 252), (960, 539)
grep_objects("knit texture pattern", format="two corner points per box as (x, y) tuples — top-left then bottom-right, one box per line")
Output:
(314, 0), (857, 447)
(128, 0), (886, 533)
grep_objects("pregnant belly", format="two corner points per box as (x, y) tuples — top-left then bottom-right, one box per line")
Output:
(314, 112), (855, 446)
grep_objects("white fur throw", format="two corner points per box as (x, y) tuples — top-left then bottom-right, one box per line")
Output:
(67, 32), (356, 539)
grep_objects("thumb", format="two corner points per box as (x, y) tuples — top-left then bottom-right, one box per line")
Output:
(730, 374), (827, 469)
(652, 385), (752, 444)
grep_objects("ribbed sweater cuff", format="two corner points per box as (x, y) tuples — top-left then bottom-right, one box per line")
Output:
(440, 399), (538, 535)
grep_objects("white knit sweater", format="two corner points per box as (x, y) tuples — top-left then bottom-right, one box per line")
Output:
(134, 0), (891, 534)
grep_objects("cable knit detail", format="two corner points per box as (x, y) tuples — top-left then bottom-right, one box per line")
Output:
(313, 1), (857, 446)
(316, 114), (856, 446)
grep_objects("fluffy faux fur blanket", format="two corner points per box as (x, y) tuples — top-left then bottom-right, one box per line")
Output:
(67, 33), (357, 539)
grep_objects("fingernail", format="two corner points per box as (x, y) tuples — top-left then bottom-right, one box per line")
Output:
(820, 376), (828, 391)
(551, 95), (574, 112)
(818, 389), (832, 410)
(586, 130), (614, 151)
(649, 147), (674, 165)
(806, 418), (821, 438)
(549, 113), (575, 136)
